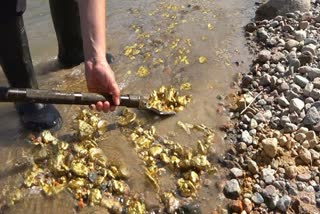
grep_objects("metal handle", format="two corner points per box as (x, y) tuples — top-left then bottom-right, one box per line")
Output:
(0, 87), (142, 108)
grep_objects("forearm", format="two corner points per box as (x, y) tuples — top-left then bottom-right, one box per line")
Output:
(78, 0), (106, 62)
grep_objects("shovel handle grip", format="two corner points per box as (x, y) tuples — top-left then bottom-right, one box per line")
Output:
(0, 87), (141, 108)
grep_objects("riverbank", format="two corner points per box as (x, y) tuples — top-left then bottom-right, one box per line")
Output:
(222, 1), (320, 213)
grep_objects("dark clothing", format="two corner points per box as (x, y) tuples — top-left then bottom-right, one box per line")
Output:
(1, 0), (26, 20)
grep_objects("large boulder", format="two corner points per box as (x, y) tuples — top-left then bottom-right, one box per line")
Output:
(256, 0), (311, 20)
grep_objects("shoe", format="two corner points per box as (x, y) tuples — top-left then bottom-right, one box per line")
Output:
(58, 53), (115, 68)
(15, 103), (62, 131)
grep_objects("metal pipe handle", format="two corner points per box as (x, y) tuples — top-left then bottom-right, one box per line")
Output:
(0, 87), (142, 108)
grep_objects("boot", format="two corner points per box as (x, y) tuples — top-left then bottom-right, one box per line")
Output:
(49, 0), (114, 68)
(0, 16), (62, 131)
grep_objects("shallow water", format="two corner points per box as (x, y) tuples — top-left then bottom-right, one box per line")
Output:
(0, 0), (256, 213)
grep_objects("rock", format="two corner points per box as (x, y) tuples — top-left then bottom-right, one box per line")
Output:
(241, 130), (252, 144)
(310, 89), (320, 100)
(280, 115), (291, 127)
(313, 77), (320, 89)
(299, 147), (312, 164)
(294, 30), (307, 42)
(299, 21), (309, 30)
(310, 149), (320, 160)
(279, 82), (290, 91)
(224, 179), (241, 199)
(277, 96), (290, 107)
(230, 168), (244, 178)
(302, 44), (317, 56)
(247, 160), (259, 174)
(257, 50), (271, 63)
(303, 83), (314, 96)
(262, 185), (279, 209)
(271, 52), (285, 63)
(285, 39), (300, 50)
(262, 138), (278, 158)
(251, 192), (264, 204)
(294, 75), (309, 88)
(237, 142), (247, 153)
(285, 165), (297, 178)
(299, 51), (314, 65)
(245, 22), (256, 32)
(262, 168), (275, 184)
(295, 133), (306, 142)
(257, 28), (269, 42)
(229, 200), (243, 213)
(297, 173), (312, 182)
(298, 66), (313, 74)
(303, 107), (320, 126)
(276, 195), (292, 212)
(243, 198), (253, 213)
(256, 0), (311, 20)
(289, 98), (305, 113)
(307, 67), (320, 80)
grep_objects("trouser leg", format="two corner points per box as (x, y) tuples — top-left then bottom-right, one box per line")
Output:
(0, 16), (38, 89)
(49, 0), (84, 67)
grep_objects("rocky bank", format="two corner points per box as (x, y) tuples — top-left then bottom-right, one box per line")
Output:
(221, 1), (320, 213)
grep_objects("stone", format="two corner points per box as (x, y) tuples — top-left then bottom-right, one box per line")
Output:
(310, 89), (320, 100)
(297, 173), (312, 182)
(256, 0), (311, 20)
(313, 77), (320, 89)
(303, 107), (320, 126)
(310, 149), (320, 160)
(279, 82), (290, 91)
(262, 185), (279, 209)
(277, 96), (290, 107)
(295, 133), (306, 142)
(237, 142), (247, 153)
(250, 119), (258, 129)
(243, 198), (253, 213)
(289, 98), (305, 113)
(241, 130), (252, 144)
(299, 21), (309, 30)
(302, 44), (317, 56)
(294, 75), (309, 88)
(294, 30), (307, 42)
(262, 168), (275, 184)
(251, 192), (264, 204)
(307, 67), (320, 80)
(285, 39), (300, 50)
(299, 147), (312, 164)
(262, 138), (278, 158)
(276, 195), (291, 212)
(224, 179), (241, 199)
(247, 160), (259, 174)
(298, 66), (313, 74)
(257, 50), (271, 63)
(257, 28), (269, 42)
(271, 52), (285, 63)
(229, 200), (243, 213)
(230, 168), (244, 178)
(285, 165), (297, 178)
(299, 51), (314, 65)
(303, 83), (314, 96)
(275, 64), (285, 73)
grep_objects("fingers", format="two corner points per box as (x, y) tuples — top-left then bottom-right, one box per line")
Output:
(111, 82), (121, 106)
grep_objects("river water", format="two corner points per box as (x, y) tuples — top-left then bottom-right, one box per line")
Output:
(0, 0), (256, 213)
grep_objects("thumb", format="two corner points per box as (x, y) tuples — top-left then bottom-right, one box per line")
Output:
(111, 83), (120, 106)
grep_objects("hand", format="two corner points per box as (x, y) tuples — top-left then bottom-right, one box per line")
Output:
(85, 59), (120, 113)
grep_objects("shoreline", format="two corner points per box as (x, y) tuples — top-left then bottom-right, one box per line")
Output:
(221, 1), (320, 213)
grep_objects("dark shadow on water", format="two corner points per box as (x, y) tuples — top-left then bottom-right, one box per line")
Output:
(35, 58), (64, 75)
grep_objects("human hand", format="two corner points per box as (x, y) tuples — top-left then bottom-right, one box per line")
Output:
(85, 59), (120, 113)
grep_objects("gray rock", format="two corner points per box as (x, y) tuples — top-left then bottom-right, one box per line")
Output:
(294, 75), (309, 88)
(223, 179), (241, 199)
(302, 44), (317, 56)
(271, 52), (285, 63)
(242, 130), (252, 144)
(280, 115), (291, 127)
(310, 89), (320, 100)
(251, 192), (264, 204)
(279, 82), (290, 91)
(256, 0), (311, 20)
(308, 67), (320, 80)
(262, 138), (278, 158)
(230, 168), (244, 178)
(313, 77), (320, 89)
(286, 90), (300, 100)
(277, 96), (290, 107)
(275, 64), (286, 73)
(276, 195), (292, 212)
(303, 106), (320, 126)
(284, 123), (298, 132)
(262, 168), (276, 184)
(303, 83), (314, 96)
(289, 98), (305, 113)
(260, 74), (272, 86)
(255, 112), (266, 122)
(294, 30), (307, 42)
(298, 66), (313, 74)
(262, 185), (279, 209)
(258, 50), (271, 63)
(285, 39), (300, 50)
(257, 28), (269, 41)
(299, 21), (309, 30)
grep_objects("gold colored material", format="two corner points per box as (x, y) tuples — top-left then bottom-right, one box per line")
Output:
(136, 66), (150, 77)
(199, 56), (207, 64)
(117, 108), (137, 126)
(180, 82), (192, 91)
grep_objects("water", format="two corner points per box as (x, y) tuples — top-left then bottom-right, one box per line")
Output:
(0, 0), (256, 213)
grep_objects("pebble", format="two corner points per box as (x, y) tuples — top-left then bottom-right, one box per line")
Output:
(262, 168), (275, 184)
(303, 106), (320, 126)
(285, 39), (300, 50)
(251, 192), (264, 204)
(294, 30), (307, 41)
(303, 83), (314, 96)
(262, 138), (278, 158)
(257, 50), (271, 63)
(223, 179), (241, 199)
(297, 173), (312, 182)
(276, 195), (292, 212)
(247, 160), (259, 174)
(313, 77), (320, 89)
(229, 200), (243, 213)
(230, 168), (244, 178)
(241, 130), (253, 144)
(308, 67), (320, 80)
(294, 75), (309, 88)
(299, 147), (312, 164)
(289, 98), (305, 113)
(277, 96), (290, 107)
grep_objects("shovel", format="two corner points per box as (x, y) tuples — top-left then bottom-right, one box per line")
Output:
(0, 87), (176, 116)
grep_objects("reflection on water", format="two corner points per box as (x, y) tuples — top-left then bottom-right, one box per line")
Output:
(0, 0), (255, 213)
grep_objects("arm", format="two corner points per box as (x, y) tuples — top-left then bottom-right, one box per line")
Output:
(78, 0), (120, 112)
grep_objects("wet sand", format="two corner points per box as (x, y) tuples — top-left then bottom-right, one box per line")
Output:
(0, 0), (256, 213)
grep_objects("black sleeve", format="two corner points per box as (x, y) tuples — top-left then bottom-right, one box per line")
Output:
(0, 0), (26, 20)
